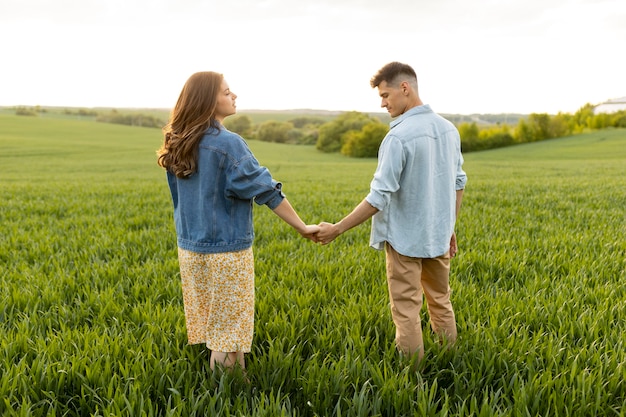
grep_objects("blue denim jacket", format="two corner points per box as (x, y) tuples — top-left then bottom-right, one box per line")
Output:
(166, 125), (285, 253)
(366, 105), (467, 258)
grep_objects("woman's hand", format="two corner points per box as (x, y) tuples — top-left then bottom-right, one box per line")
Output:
(299, 224), (320, 242)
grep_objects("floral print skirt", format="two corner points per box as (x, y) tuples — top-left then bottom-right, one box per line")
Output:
(177, 247), (255, 352)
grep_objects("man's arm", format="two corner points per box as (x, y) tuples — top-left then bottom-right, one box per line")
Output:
(450, 188), (464, 257)
(317, 199), (379, 245)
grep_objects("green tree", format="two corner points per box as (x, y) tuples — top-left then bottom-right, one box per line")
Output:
(316, 111), (376, 153)
(458, 122), (480, 152)
(299, 130), (319, 145)
(286, 128), (304, 145)
(341, 121), (388, 157)
(256, 120), (293, 143)
(528, 113), (552, 141)
(478, 125), (515, 150)
(570, 103), (595, 133)
(287, 116), (326, 144)
(515, 118), (531, 143)
(611, 110), (626, 128)
(224, 115), (252, 137)
(548, 113), (572, 138)
(589, 112), (613, 130)
(15, 106), (38, 116)
(288, 116), (326, 129)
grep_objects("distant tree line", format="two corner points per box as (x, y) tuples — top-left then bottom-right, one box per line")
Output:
(13, 106), (101, 117)
(15, 106), (39, 116)
(224, 115), (326, 146)
(13, 104), (625, 157)
(64, 108), (99, 117)
(14, 105), (48, 116)
(224, 111), (390, 157)
(96, 109), (166, 128)
(459, 105), (626, 152)
(13, 106), (165, 127)
(226, 104), (626, 157)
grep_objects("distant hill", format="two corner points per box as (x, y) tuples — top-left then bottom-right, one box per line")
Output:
(0, 105), (526, 126)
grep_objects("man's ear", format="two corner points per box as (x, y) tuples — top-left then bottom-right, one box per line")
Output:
(401, 81), (409, 95)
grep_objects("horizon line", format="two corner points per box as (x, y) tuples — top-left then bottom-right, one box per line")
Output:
(0, 104), (535, 116)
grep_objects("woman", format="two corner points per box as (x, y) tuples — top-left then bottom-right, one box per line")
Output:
(157, 71), (318, 371)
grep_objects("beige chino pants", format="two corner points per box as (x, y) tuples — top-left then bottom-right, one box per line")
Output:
(385, 243), (457, 361)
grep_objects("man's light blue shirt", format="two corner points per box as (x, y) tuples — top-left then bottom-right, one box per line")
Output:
(365, 104), (467, 258)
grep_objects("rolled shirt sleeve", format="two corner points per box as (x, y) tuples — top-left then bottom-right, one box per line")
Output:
(366, 135), (404, 211)
(455, 153), (467, 191)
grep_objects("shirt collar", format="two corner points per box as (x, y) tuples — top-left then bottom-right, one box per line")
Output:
(390, 104), (432, 128)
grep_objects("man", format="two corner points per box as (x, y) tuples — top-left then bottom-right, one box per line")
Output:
(317, 61), (467, 362)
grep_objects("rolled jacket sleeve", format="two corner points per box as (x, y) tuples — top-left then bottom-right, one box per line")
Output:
(227, 154), (285, 209)
(255, 179), (284, 209)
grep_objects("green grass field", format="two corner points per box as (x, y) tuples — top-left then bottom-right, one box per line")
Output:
(1, 113), (625, 416)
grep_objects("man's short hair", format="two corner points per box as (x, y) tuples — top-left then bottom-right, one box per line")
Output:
(370, 62), (417, 88)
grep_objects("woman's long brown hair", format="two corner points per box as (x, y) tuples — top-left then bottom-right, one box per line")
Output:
(157, 72), (223, 178)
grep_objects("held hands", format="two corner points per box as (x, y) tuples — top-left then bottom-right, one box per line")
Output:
(298, 224), (321, 242)
(301, 222), (460, 256)
(316, 222), (341, 245)
(296, 222), (341, 245)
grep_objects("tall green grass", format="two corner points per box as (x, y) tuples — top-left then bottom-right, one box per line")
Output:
(1, 113), (624, 416)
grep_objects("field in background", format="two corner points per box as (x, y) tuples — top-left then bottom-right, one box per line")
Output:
(1, 114), (624, 416)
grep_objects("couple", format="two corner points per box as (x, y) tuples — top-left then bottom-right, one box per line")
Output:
(157, 62), (467, 372)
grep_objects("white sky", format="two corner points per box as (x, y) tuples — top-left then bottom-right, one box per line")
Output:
(1, 0), (624, 115)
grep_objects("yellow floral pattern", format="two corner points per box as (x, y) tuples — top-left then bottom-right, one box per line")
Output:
(177, 247), (255, 352)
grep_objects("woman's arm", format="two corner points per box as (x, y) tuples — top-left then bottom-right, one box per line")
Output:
(272, 199), (319, 241)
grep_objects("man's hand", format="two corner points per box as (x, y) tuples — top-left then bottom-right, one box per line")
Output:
(317, 222), (341, 245)
(449, 232), (458, 257)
